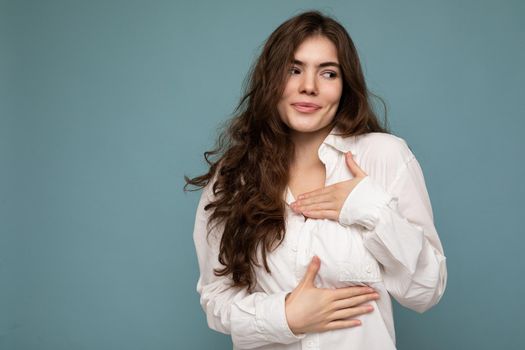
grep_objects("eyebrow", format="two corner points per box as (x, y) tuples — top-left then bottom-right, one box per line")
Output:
(292, 59), (340, 69)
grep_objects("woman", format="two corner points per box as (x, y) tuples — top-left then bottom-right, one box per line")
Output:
(185, 10), (447, 350)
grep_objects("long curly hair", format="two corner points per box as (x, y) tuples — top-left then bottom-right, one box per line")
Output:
(184, 10), (390, 292)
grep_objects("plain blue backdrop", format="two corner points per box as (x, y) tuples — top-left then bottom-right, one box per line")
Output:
(2, 0), (524, 349)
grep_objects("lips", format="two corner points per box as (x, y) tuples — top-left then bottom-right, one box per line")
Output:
(291, 102), (321, 113)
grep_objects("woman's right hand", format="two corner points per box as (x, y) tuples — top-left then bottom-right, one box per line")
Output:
(284, 255), (380, 335)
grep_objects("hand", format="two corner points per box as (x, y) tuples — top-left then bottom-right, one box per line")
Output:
(285, 255), (380, 335)
(290, 152), (367, 220)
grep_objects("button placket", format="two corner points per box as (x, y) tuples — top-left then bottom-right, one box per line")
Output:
(294, 219), (315, 280)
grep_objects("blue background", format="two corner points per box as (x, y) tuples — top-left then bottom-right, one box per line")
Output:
(2, 0), (524, 349)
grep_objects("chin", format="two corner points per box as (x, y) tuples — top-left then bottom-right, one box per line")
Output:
(287, 119), (332, 134)
(291, 126), (321, 134)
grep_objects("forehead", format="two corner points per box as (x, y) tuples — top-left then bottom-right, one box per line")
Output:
(293, 36), (339, 63)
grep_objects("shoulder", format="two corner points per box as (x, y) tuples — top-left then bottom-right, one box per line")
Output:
(340, 132), (417, 190)
(352, 132), (415, 165)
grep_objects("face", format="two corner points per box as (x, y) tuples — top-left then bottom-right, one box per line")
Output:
(277, 35), (343, 139)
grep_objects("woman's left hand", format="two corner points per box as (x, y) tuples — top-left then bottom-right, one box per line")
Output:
(291, 152), (367, 220)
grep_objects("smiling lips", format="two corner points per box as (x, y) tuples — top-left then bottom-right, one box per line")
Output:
(291, 102), (321, 113)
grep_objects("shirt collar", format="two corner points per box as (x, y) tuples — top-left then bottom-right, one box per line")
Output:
(321, 125), (356, 154)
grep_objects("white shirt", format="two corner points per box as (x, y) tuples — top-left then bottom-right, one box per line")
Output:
(193, 128), (447, 350)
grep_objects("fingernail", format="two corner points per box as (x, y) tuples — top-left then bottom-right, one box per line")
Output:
(367, 305), (374, 312)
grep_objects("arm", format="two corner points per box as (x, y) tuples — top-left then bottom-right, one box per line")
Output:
(338, 155), (447, 313)
(193, 182), (305, 349)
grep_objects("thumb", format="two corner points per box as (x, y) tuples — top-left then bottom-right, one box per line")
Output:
(345, 152), (365, 177)
(301, 255), (320, 286)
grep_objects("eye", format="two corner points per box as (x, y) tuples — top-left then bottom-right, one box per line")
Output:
(289, 66), (301, 75)
(322, 71), (338, 79)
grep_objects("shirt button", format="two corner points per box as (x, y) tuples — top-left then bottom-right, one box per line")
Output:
(291, 246), (297, 252)
(306, 340), (314, 347)
(366, 265), (372, 274)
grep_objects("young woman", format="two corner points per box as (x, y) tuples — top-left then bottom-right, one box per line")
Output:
(185, 11), (447, 350)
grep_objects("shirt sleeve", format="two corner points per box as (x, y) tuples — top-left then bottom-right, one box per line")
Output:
(193, 180), (306, 349)
(337, 155), (447, 313)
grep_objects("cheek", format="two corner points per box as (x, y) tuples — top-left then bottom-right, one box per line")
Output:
(281, 82), (295, 100)
(277, 99), (289, 124)
(278, 84), (294, 117)
(327, 84), (343, 105)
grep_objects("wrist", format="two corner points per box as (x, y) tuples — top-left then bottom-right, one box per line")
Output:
(284, 292), (300, 335)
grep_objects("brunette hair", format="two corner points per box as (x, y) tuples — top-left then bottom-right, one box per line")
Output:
(184, 10), (390, 292)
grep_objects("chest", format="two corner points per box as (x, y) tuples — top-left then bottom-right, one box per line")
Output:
(287, 163), (326, 201)
(252, 151), (383, 292)
(253, 212), (383, 292)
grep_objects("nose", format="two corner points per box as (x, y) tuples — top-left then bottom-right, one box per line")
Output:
(298, 70), (318, 96)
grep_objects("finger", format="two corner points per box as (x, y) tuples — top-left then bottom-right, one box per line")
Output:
(345, 152), (367, 177)
(296, 186), (331, 200)
(301, 255), (321, 286)
(297, 200), (336, 213)
(331, 286), (376, 301)
(329, 304), (374, 321)
(332, 293), (380, 310)
(294, 192), (335, 207)
(302, 209), (339, 221)
(323, 319), (362, 331)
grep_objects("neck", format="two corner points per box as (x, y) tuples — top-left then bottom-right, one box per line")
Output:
(290, 125), (333, 169)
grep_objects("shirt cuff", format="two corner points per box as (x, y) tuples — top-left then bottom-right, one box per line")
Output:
(255, 291), (306, 344)
(338, 176), (393, 230)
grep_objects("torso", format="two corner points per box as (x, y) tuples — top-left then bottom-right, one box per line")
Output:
(247, 131), (415, 348)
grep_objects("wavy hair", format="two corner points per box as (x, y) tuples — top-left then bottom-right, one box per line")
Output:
(184, 10), (390, 292)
